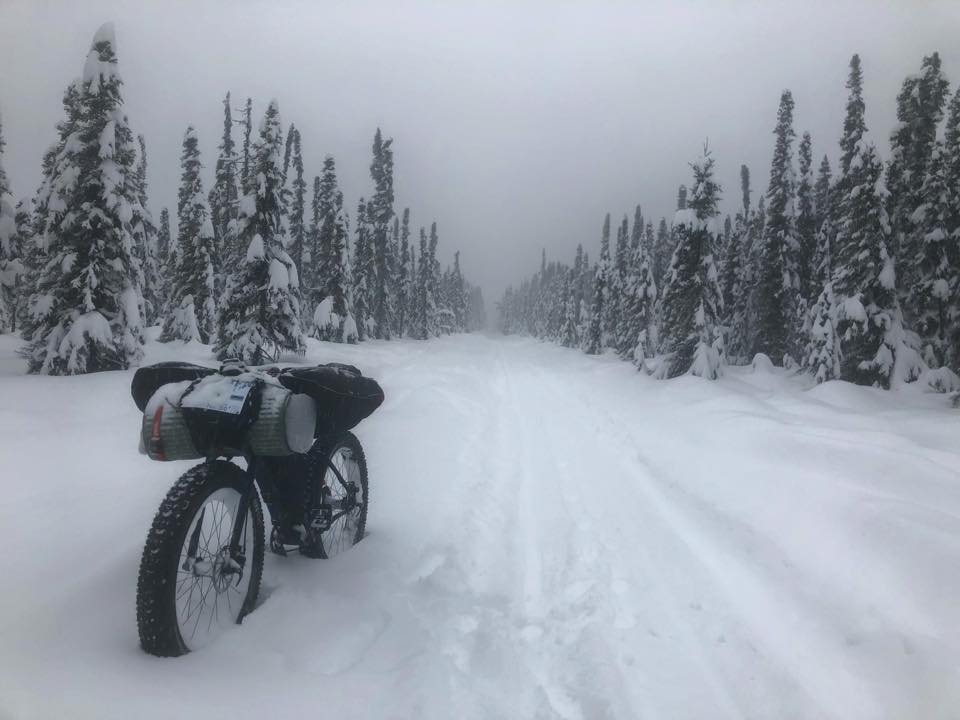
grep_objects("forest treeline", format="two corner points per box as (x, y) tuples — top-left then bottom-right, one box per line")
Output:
(0, 24), (486, 374)
(499, 53), (960, 391)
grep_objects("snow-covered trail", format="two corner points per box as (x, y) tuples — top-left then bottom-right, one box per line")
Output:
(0, 333), (958, 719)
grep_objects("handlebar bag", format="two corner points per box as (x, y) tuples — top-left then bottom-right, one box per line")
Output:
(278, 363), (384, 434)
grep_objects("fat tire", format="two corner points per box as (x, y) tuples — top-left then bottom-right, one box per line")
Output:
(300, 432), (369, 559)
(136, 460), (265, 657)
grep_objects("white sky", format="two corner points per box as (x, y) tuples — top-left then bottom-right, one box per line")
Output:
(1, 0), (959, 302)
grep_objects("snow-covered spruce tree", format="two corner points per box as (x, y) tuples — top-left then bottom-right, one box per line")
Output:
(157, 206), (172, 273)
(559, 244), (584, 347)
(285, 127), (306, 279)
(312, 183), (357, 344)
(907, 142), (958, 367)
(607, 215), (629, 348)
(427, 222), (442, 337)
(410, 226), (431, 339)
(840, 55), (867, 178)
(209, 92), (239, 274)
(450, 250), (467, 331)
(134, 134), (163, 325)
(620, 216), (657, 365)
(24, 25), (147, 374)
(796, 132), (816, 302)
(396, 207), (412, 337)
(215, 100), (304, 363)
(754, 90), (802, 365)
(17, 83), (85, 341)
(812, 155), (833, 281)
(0, 111), (20, 333)
(0, 198), (28, 334)
(389, 216), (400, 334)
(721, 164), (751, 362)
(160, 127), (218, 344)
(656, 146), (724, 379)
(802, 156), (841, 384)
(351, 198), (375, 340)
(369, 128), (396, 339)
(583, 214), (612, 354)
(240, 97), (253, 194)
(559, 265), (579, 348)
(887, 53), (949, 293)
(944, 89), (960, 371)
(832, 140), (920, 387)
(653, 217), (671, 291)
(803, 280), (842, 383)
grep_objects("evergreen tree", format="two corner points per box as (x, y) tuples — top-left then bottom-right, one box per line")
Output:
(754, 90), (801, 365)
(158, 207), (172, 273)
(583, 214), (611, 354)
(161, 127), (218, 343)
(241, 97), (253, 194)
(944, 89), (960, 370)
(832, 141), (917, 387)
(653, 217), (671, 290)
(607, 214), (629, 346)
(397, 207), (412, 337)
(796, 131), (816, 301)
(389, 215), (401, 335)
(450, 250), (467, 331)
(18, 82), (85, 340)
(0, 196), (28, 334)
(618, 213), (657, 363)
(412, 226), (430, 339)
(24, 24), (146, 374)
(369, 128), (395, 339)
(721, 165), (751, 361)
(134, 134), (163, 325)
(803, 280), (842, 383)
(812, 155), (833, 281)
(209, 93), (239, 261)
(908, 141), (958, 367)
(428, 222), (442, 337)
(287, 127), (306, 277)
(351, 198), (375, 339)
(657, 146), (724, 379)
(215, 100), (304, 362)
(839, 55), (866, 177)
(0, 111), (20, 333)
(887, 52), (949, 283)
(311, 171), (355, 344)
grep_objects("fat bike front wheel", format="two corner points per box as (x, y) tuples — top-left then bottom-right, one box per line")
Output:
(136, 460), (265, 657)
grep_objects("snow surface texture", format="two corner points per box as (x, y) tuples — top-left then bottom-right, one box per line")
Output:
(0, 332), (958, 719)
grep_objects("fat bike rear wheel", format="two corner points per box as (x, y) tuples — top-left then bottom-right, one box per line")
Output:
(136, 461), (265, 657)
(299, 432), (369, 559)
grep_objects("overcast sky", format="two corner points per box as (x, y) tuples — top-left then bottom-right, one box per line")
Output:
(1, 0), (959, 304)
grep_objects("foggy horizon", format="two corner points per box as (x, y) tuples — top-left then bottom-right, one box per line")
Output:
(2, 0), (959, 303)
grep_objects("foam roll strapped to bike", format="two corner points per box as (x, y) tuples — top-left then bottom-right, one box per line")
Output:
(140, 377), (317, 460)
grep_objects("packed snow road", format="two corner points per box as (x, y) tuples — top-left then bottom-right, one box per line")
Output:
(1, 333), (958, 719)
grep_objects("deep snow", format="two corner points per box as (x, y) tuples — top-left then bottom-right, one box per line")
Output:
(0, 332), (958, 719)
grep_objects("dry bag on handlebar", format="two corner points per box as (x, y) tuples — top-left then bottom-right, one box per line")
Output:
(131, 362), (216, 412)
(277, 363), (384, 434)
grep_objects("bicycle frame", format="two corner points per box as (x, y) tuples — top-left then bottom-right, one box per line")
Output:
(226, 443), (353, 562)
